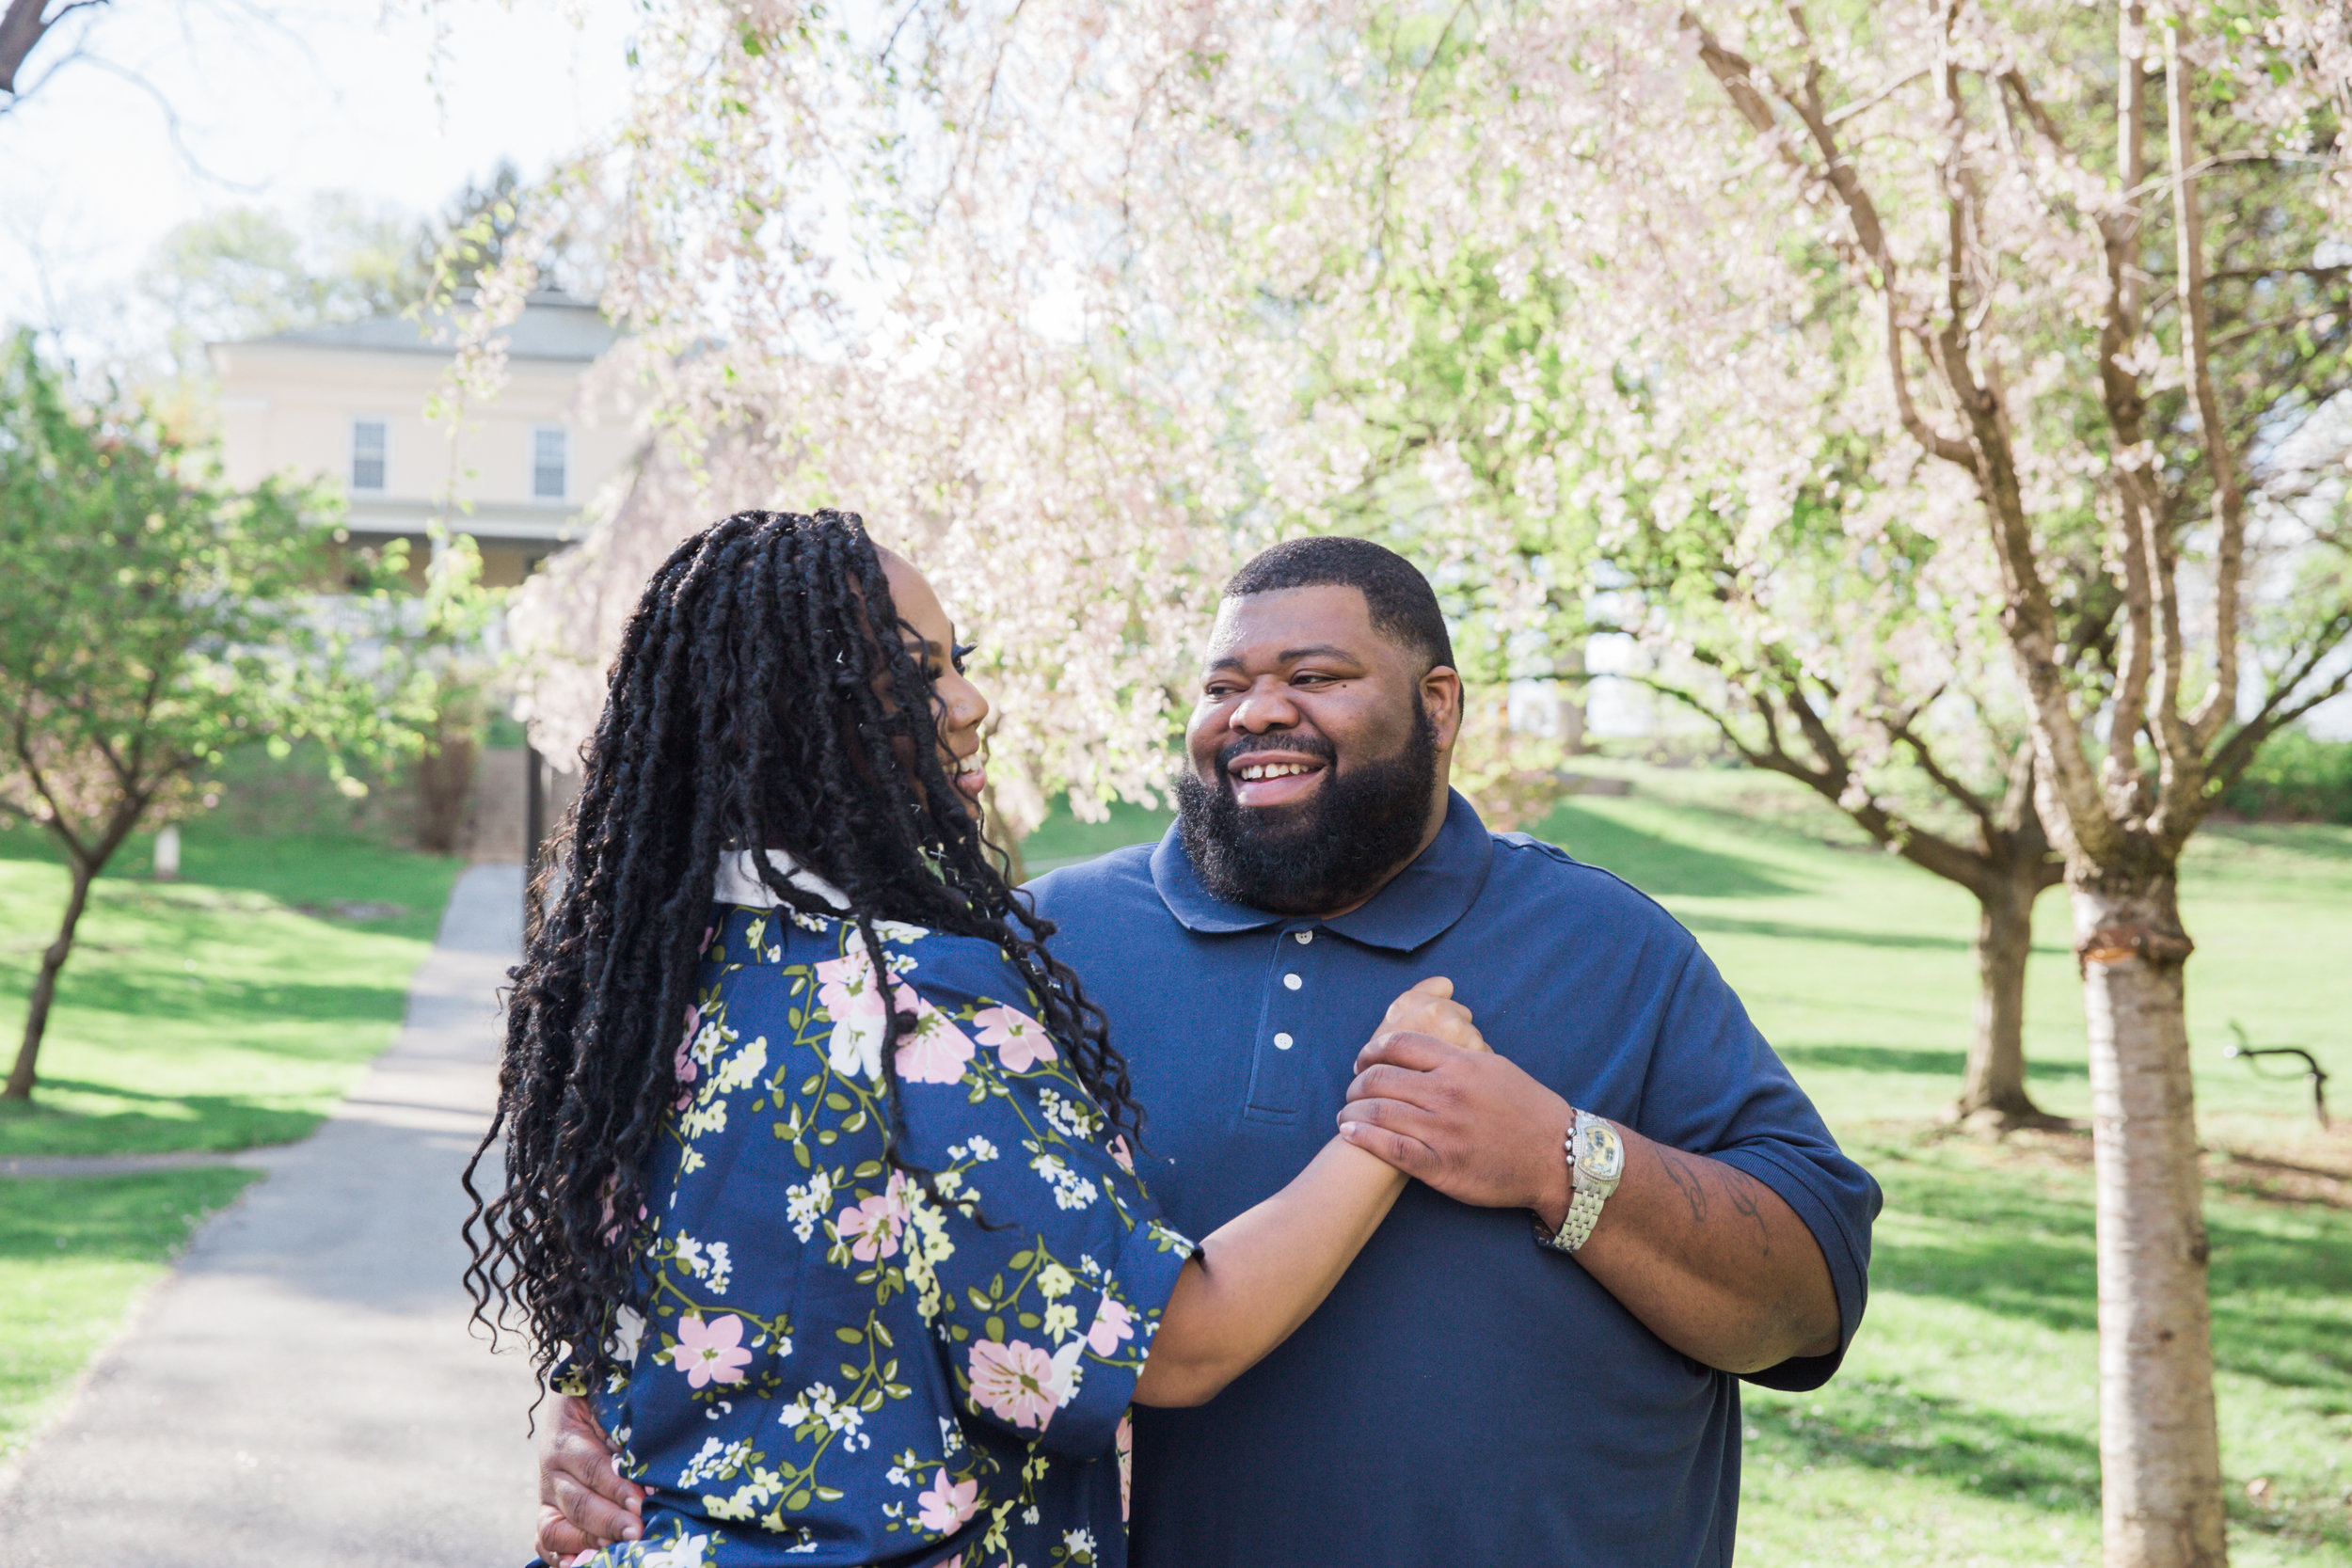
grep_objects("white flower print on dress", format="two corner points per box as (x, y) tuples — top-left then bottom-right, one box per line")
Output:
(1037, 1087), (1104, 1142)
(1029, 1153), (1101, 1211)
(640, 1530), (710, 1568)
(784, 1169), (835, 1243)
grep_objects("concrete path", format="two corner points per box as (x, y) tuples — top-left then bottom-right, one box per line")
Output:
(0, 863), (542, 1568)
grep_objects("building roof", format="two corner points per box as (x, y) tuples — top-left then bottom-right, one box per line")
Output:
(225, 290), (620, 363)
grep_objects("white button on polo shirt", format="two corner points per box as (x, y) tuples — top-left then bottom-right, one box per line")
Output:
(1274, 1033), (1295, 1050)
(1283, 973), (1303, 990)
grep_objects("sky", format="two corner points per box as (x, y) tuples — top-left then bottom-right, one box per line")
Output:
(0, 0), (636, 354)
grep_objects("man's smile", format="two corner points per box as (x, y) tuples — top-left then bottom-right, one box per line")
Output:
(1223, 750), (1328, 809)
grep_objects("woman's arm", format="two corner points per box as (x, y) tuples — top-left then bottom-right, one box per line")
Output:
(1133, 977), (1485, 1408)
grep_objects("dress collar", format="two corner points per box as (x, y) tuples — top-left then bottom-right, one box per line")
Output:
(1146, 788), (1494, 953)
(714, 847), (851, 911)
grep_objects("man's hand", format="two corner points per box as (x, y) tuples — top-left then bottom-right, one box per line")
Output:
(1335, 1034), (1842, 1374)
(1372, 975), (1492, 1055)
(1337, 1028), (1566, 1218)
(536, 1393), (644, 1564)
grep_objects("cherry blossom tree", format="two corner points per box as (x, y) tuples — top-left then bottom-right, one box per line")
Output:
(492, 7), (2350, 1558)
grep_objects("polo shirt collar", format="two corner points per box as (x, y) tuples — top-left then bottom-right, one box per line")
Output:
(1147, 789), (1495, 953)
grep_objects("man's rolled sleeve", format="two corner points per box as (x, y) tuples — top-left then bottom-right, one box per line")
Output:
(1641, 937), (1883, 1390)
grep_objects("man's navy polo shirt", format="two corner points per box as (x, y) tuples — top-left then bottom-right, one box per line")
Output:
(1026, 790), (1880, 1568)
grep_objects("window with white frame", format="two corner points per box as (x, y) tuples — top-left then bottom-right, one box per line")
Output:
(350, 420), (388, 492)
(532, 426), (569, 500)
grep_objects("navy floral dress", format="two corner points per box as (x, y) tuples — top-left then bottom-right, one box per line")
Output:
(565, 864), (1194, 1568)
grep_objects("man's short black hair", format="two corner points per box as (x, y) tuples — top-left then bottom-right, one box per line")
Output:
(1223, 536), (1454, 672)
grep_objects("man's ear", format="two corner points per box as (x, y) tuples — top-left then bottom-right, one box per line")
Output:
(1423, 665), (1465, 755)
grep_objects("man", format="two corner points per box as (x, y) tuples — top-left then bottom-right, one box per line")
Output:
(541, 536), (1879, 1565)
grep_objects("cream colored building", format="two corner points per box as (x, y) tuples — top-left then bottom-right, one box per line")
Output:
(207, 292), (635, 587)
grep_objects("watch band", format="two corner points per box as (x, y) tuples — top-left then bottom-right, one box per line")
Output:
(1550, 1183), (1607, 1253)
(1535, 1108), (1622, 1255)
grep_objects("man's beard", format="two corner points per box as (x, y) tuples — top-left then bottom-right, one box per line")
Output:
(1174, 701), (1439, 916)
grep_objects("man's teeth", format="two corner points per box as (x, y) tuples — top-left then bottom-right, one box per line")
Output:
(1236, 763), (1314, 781)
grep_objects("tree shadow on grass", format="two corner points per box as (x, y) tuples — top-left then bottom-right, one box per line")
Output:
(0, 970), (408, 1027)
(1778, 1043), (2089, 1081)
(0, 1082), (327, 1156)
(0, 1169), (262, 1262)
(1750, 1377), (2103, 1512)
(1868, 1151), (2352, 1401)
(1529, 800), (1796, 898)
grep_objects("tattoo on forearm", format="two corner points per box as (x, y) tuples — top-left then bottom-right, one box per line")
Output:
(1727, 1179), (1772, 1257)
(1658, 1148), (1708, 1225)
(1657, 1148), (1774, 1257)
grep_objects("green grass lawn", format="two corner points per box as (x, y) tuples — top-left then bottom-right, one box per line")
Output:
(0, 825), (459, 1157)
(1022, 771), (2352, 1565)
(0, 823), (460, 1463)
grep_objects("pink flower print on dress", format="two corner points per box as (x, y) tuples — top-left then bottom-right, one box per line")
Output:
(965, 1338), (1061, 1430)
(914, 1468), (981, 1534)
(1084, 1295), (1136, 1357)
(895, 1007), (977, 1085)
(1117, 1414), (1134, 1523)
(814, 947), (893, 1081)
(971, 1004), (1057, 1072)
(1106, 1134), (1136, 1174)
(835, 1185), (909, 1262)
(674, 1006), (702, 1109)
(667, 1313), (753, 1388)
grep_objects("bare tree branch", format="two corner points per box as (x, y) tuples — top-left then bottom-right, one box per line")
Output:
(0, 0), (104, 97)
(2202, 611), (2352, 796)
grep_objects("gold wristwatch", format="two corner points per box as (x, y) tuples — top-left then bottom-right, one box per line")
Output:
(1535, 1108), (1624, 1254)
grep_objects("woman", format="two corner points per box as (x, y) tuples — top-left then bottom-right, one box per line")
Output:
(465, 511), (1479, 1568)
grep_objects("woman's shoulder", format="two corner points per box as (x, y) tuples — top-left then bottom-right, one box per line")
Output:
(708, 903), (1039, 1005)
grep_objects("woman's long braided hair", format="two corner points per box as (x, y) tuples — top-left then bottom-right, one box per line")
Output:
(462, 509), (1138, 1389)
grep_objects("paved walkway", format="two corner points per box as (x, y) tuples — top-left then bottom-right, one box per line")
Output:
(0, 864), (542, 1568)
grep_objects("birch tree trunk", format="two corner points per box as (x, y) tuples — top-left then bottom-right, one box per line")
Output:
(2075, 872), (2225, 1568)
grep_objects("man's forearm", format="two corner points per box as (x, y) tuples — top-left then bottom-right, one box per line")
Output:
(1339, 1037), (1844, 1375)
(1533, 1114), (1840, 1375)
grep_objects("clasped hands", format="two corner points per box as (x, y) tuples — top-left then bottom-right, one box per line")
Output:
(1336, 976), (1577, 1231)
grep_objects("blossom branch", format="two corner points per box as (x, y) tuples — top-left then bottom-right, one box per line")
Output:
(2164, 20), (2245, 753)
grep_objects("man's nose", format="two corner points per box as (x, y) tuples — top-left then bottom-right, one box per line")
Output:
(1228, 681), (1299, 733)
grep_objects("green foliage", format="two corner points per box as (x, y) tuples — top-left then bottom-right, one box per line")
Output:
(138, 195), (433, 374)
(0, 330), (437, 1094)
(428, 159), (532, 297)
(1298, 245), (1591, 686)
(0, 331), (426, 857)
(2217, 727), (2352, 825)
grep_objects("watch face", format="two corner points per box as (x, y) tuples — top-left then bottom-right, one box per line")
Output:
(1580, 1122), (1625, 1181)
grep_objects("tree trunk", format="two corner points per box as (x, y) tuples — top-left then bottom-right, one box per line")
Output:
(414, 727), (480, 855)
(5, 859), (97, 1101)
(2075, 873), (2227, 1568)
(1955, 864), (2061, 1129)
